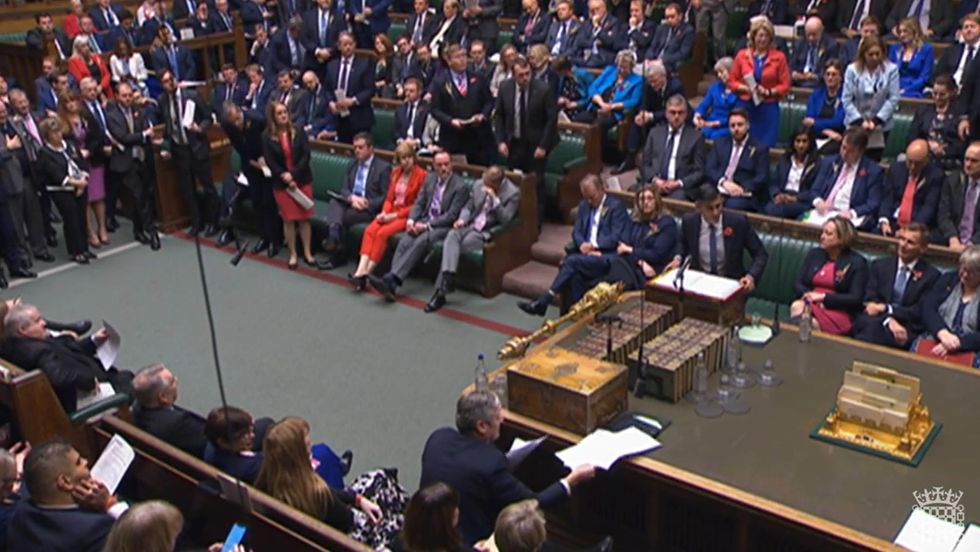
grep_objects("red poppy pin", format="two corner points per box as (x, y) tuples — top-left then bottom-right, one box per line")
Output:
(469, 77), (477, 84)
(723, 226), (734, 237)
(859, 168), (868, 177)
(835, 264), (850, 283)
(648, 222), (659, 235)
(913, 270), (923, 282)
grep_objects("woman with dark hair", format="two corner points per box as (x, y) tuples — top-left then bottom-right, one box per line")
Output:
(262, 100), (316, 270)
(374, 34), (396, 98)
(888, 17), (933, 98)
(109, 36), (148, 92)
(790, 216), (869, 336)
(802, 59), (845, 154)
(203, 405), (262, 483)
(391, 482), (472, 552)
(910, 75), (965, 171)
(36, 117), (94, 264)
(763, 128), (818, 219)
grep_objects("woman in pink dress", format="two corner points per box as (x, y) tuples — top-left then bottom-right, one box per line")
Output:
(58, 93), (108, 247)
(790, 217), (869, 335)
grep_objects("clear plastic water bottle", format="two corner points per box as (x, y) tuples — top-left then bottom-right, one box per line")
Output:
(799, 300), (812, 343)
(492, 373), (508, 408)
(693, 352), (708, 396)
(475, 354), (489, 391)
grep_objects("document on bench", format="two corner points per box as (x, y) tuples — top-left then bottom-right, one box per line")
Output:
(894, 508), (968, 552)
(507, 436), (546, 470)
(91, 434), (135, 494)
(76, 381), (116, 411)
(96, 320), (121, 369)
(555, 426), (661, 470)
(652, 269), (742, 301)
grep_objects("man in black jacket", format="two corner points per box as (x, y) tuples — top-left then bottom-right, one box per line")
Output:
(430, 43), (494, 166)
(419, 390), (595, 545)
(25, 13), (71, 59)
(132, 363), (208, 458)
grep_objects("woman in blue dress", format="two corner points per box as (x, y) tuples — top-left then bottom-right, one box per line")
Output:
(888, 17), (933, 98)
(694, 56), (738, 141)
(727, 16), (790, 147)
(802, 59), (846, 154)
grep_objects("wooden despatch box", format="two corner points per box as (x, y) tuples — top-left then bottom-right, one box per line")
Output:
(507, 349), (628, 435)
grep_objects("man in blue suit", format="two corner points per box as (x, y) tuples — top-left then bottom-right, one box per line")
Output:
(139, 3), (178, 48)
(419, 391), (595, 546)
(575, 0), (625, 68)
(518, 174), (629, 316)
(876, 139), (943, 237)
(211, 63), (249, 114)
(705, 108), (769, 212)
(801, 128), (885, 230)
(324, 31), (375, 143)
(36, 70), (70, 117)
(350, 0), (391, 49)
(270, 17), (309, 75)
(89, 0), (123, 32)
(790, 17), (839, 88)
(150, 26), (196, 82)
(302, 0), (344, 75)
(242, 63), (274, 123)
(645, 3), (694, 72)
(545, 0), (585, 59)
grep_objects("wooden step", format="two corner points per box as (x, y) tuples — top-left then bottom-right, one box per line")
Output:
(531, 223), (572, 267)
(501, 260), (559, 300)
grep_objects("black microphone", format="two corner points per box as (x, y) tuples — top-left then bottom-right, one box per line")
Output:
(230, 240), (250, 266)
(673, 254), (692, 288)
(596, 314), (623, 324)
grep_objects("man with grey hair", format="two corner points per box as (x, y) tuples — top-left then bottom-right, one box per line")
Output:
(420, 390), (595, 545)
(614, 59), (685, 174)
(0, 303), (133, 413)
(424, 165), (520, 313)
(131, 364), (207, 457)
(639, 94), (706, 200)
(790, 17), (838, 88)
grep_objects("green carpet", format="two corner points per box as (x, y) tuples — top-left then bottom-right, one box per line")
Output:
(10, 233), (542, 491)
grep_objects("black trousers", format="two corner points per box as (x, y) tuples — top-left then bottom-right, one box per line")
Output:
(507, 137), (546, 222)
(245, 165), (282, 244)
(172, 144), (219, 229)
(49, 190), (88, 256)
(0, 193), (30, 272)
(112, 161), (155, 235)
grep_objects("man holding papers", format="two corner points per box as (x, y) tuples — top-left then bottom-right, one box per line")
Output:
(672, 184), (768, 291)
(800, 128), (884, 230)
(419, 390), (595, 546)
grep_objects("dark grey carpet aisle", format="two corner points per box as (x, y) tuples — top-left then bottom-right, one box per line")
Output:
(7, 232), (541, 490)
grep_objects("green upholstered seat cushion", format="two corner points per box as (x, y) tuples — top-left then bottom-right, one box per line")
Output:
(884, 113), (913, 162)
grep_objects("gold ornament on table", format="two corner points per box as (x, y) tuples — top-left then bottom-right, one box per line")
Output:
(812, 362), (941, 466)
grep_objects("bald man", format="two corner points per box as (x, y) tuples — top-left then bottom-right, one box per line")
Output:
(790, 17), (838, 88)
(877, 139), (944, 236)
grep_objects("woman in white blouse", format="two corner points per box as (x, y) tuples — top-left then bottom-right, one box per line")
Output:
(763, 128), (819, 219)
(109, 37), (148, 92)
(489, 43), (519, 98)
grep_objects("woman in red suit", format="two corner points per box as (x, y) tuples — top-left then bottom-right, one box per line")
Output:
(727, 16), (789, 147)
(347, 142), (427, 291)
(67, 36), (112, 99)
(262, 100), (316, 270)
(64, 0), (85, 39)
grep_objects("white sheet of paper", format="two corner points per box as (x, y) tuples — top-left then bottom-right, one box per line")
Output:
(652, 269), (742, 301)
(334, 89), (350, 117)
(91, 434), (135, 494)
(96, 320), (121, 369)
(955, 525), (980, 552)
(287, 186), (315, 210)
(181, 99), (196, 129)
(556, 427), (661, 471)
(179, 27), (195, 41)
(76, 381), (116, 411)
(815, 137), (831, 151)
(894, 509), (964, 552)
(506, 436), (546, 470)
(236, 172), (249, 186)
(261, 165), (272, 178)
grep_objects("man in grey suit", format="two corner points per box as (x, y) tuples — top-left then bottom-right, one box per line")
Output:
(319, 132), (392, 269)
(638, 95), (706, 200)
(425, 166), (519, 313)
(369, 151), (469, 301)
(693, 0), (736, 63)
(936, 142), (980, 250)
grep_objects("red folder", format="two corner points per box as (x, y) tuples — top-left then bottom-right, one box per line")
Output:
(913, 339), (976, 367)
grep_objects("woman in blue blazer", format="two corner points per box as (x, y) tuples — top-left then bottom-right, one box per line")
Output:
(575, 49), (643, 162)
(694, 57), (738, 141)
(802, 59), (845, 154)
(888, 17), (934, 98)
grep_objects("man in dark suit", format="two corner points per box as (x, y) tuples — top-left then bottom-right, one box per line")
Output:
(279, 0), (310, 24)
(7, 441), (124, 552)
(110, 9), (143, 48)
(406, 0), (440, 46)
(958, 55), (980, 143)
(748, 0), (790, 27)
(463, 0), (501, 54)
(876, 139), (943, 237)
(350, 0), (391, 49)
(324, 31), (375, 143)
(427, 166), (520, 312)
(158, 70), (219, 237)
(936, 142), (980, 250)
(838, 14), (880, 66)
(394, 78), (429, 148)
(212, 64), (249, 114)
(106, 82), (160, 249)
(150, 26), (196, 82)
(576, 0), (625, 68)
(513, 0), (549, 54)
(639, 95), (706, 200)
(302, 0), (344, 74)
(796, 0), (838, 28)
(210, 0), (236, 33)
(319, 132), (392, 268)
(26, 13), (71, 59)
(627, 0), (657, 62)
(518, 174), (629, 316)
(467, 40), (496, 83)
(853, 223), (940, 349)
(409, 42), (437, 89)
(241, 0), (276, 38)
(0, 303), (134, 414)
(139, 5), (178, 47)
(886, 0), (954, 38)
(494, 57), (557, 223)
(801, 128), (884, 231)
(368, 151), (469, 301)
(243, 63), (274, 123)
(616, 60), (685, 174)
(419, 390), (595, 545)
(545, 0), (585, 59)
(645, 3), (694, 72)
(705, 108), (769, 212)
(273, 69), (309, 125)
(674, 184), (768, 290)
(36, 70), (70, 117)
(250, 23), (276, 74)
(431, 43), (494, 166)
(934, 14), (979, 89)
(299, 69), (334, 139)
(271, 17), (309, 75)
(172, 0), (200, 22)
(791, 17), (839, 88)
(89, 0), (123, 32)
(836, 0), (888, 38)
(132, 363), (208, 458)
(0, 102), (39, 281)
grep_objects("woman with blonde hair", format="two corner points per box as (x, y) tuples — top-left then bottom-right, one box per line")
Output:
(842, 34), (899, 161)
(103, 500), (183, 552)
(67, 36), (112, 99)
(727, 16), (790, 147)
(887, 17), (933, 98)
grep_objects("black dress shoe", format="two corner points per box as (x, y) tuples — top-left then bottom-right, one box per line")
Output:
(204, 224), (220, 237)
(187, 226), (201, 237)
(612, 157), (636, 175)
(517, 299), (548, 316)
(73, 254), (90, 264)
(84, 250), (97, 260)
(10, 268), (37, 279)
(107, 218), (119, 232)
(45, 235), (58, 248)
(0, 271), (8, 289)
(346, 273), (366, 292)
(318, 255), (347, 271)
(34, 252), (55, 262)
(251, 239), (269, 254)
(321, 236), (339, 253)
(339, 449), (353, 476)
(368, 275), (396, 302)
(424, 290), (446, 313)
(267, 242), (280, 258)
(148, 232), (161, 251)
(45, 319), (92, 334)
(216, 230), (235, 247)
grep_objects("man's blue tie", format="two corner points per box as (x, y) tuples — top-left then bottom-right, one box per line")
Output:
(168, 48), (179, 80)
(893, 266), (910, 301)
(709, 224), (719, 274)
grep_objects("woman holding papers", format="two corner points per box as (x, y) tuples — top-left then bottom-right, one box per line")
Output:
(36, 117), (94, 265)
(347, 142), (426, 292)
(790, 216), (869, 335)
(262, 101), (316, 270)
(727, 16), (789, 147)
(842, 35), (900, 161)
(917, 246), (980, 367)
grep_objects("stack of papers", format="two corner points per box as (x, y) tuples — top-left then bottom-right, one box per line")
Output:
(555, 427), (661, 470)
(506, 436), (546, 470)
(91, 434), (135, 494)
(894, 509), (980, 552)
(652, 269), (742, 301)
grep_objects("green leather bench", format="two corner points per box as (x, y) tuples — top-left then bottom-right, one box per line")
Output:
(388, 22), (407, 42)
(883, 112), (913, 162)
(372, 108), (396, 149)
(546, 131), (591, 219)
(777, 101), (807, 149)
(497, 30), (513, 51)
(0, 32), (27, 44)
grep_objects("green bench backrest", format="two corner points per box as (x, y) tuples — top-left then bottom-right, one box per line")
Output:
(777, 102), (807, 149)
(546, 132), (586, 175)
(0, 32), (27, 44)
(372, 109), (396, 150)
(884, 113), (914, 162)
(497, 31), (513, 51)
(310, 150), (352, 201)
(388, 22), (407, 43)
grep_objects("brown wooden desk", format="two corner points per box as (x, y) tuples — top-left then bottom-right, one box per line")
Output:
(499, 328), (980, 551)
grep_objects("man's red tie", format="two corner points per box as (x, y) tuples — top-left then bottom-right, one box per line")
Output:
(897, 176), (917, 227)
